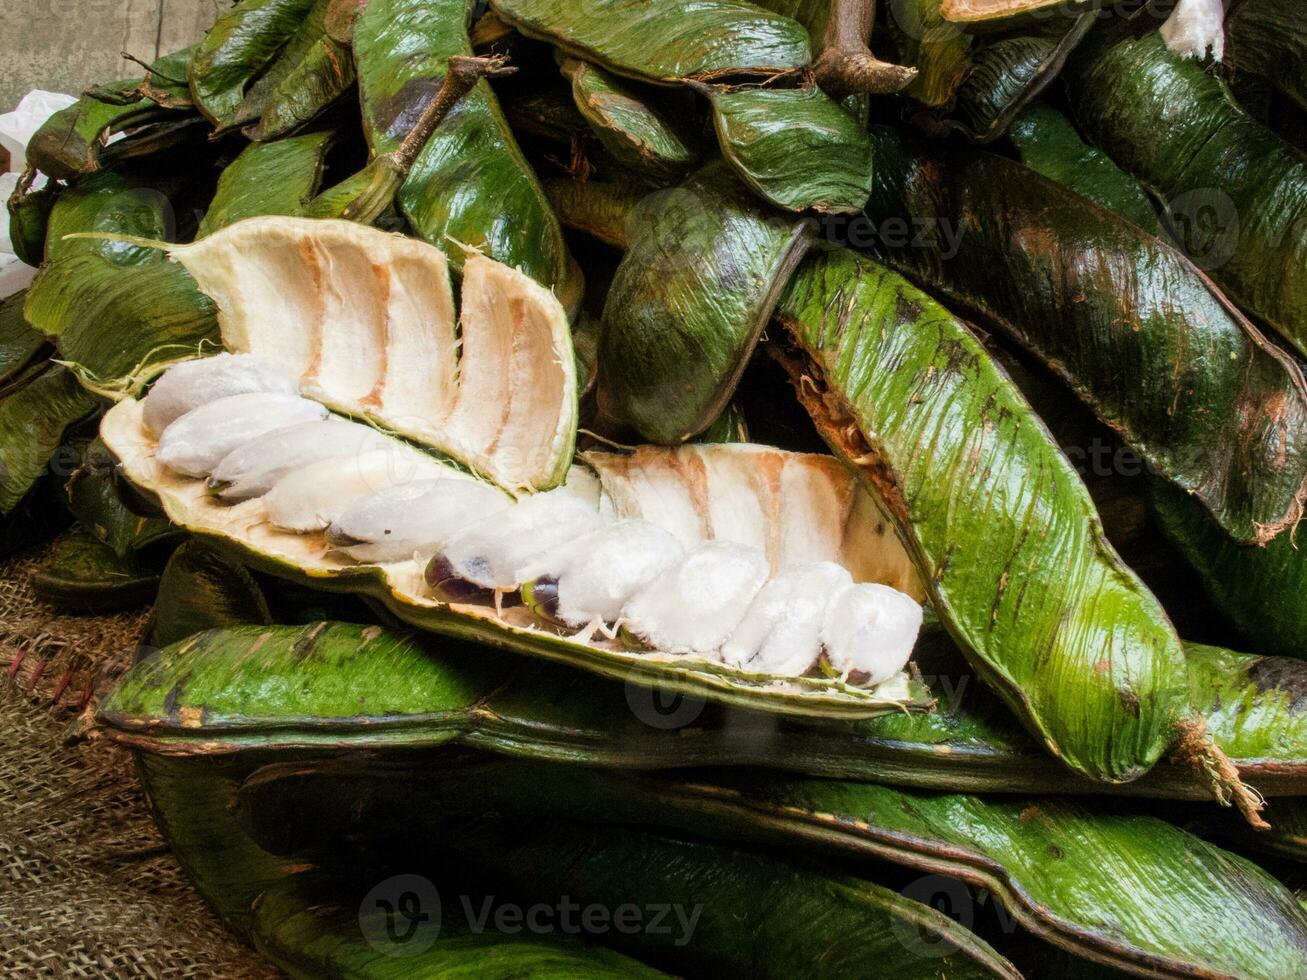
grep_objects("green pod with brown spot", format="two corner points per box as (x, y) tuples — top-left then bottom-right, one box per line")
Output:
(1065, 27), (1307, 360)
(238, 755), (1307, 980)
(189, 0), (319, 126)
(65, 438), (177, 559)
(862, 128), (1307, 546)
(353, 0), (574, 290)
(597, 163), (810, 443)
(242, 32), (355, 142)
(773, 246), (1194, 785)
(700, 82), (874, 213)
(560, 58), (699, 183)
(97, 621), (1307, 797)
(198, 130), (335, 236)
(6, 178), (57, 267)
(488, 0), (813, 85)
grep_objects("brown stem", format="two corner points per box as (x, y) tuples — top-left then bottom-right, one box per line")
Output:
(120, 51), (186, 85)
(1171, 715), (1269, 830)
(390, 54), (517, 174)
(813, 0), (918, 97)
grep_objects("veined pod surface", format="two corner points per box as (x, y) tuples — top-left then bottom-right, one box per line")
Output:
(597, 163), (810, 443)
(197, 131), (335, 236)
(0, 367), (97, 514)
(188, 0), (319, 126)
(560, 58), (699, 182)
(100, 394), (936, 718)
(240, 757), (1307, 980)
(0, 292), (48, 389)
(1227, 0), (1307, 113)
(242, 25), (355, 142)
(488, 0), (813, 85)
(354, 0), (573, 289)
(252, 871), (673, 978)
(157, 216), (576, 493)
(863, 129), (1307, 545)
(30, 527), (160, 611)
(149, 540), (273, 648)
(1065, 29), (1307, 359)
(1152, 480), (1307, 664)
(65, 439), (177, 558)
(1007, 103), (1158, 233)
(25, 81), (177, 181)
(98, 622), (1307, 798)
(702, 83), (875, 213)
(43, 170), (180, 267)
(774, 247), (1191, 785)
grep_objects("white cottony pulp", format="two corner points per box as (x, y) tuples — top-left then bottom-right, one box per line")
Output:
(623, 541), (772, 655)
(328, 479), (513, 564)
(546, 520), (686, 626)
(821, 583), (924, 686)
(155, 392), (327, 478)
(143, 353), (299, 436)
(1160, 0), (1225, 61)
(211, 417), (397, 501)
(720, 562), (853, 676)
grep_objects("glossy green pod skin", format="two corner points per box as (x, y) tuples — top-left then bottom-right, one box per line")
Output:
(189, 0), (319, 126)
(6, 181), (57, 267)
(1065, 28), (1307, 360)
(1007, 103), (1157, 233)
(0, 366), (96, 514)
(0, 292), (48, 389)
(31, 527), (159, 611)
(560, 59), (698, 182)
(243, 31), (355, 142)
(97, 622), (1307, 797)
(148, 540), (273, 649)
(65, 439), (176, 559)
(863, 129), (1307, 545)
(353, 0), (573, 290)
(239, 756), (1307, 980)
(597, 163), (810, 443)
(198, 131), (335, 236)
(253, 871), (673, 979)
(774, 247), (1189, 783)
(489, 0), (813, 84)
(24, 173), (218, 396)
(1227, 0), (1307, 113)
(1152, 481), (1307, 663)
(25, 82), (176, 180)
(703, 83), (874, 213)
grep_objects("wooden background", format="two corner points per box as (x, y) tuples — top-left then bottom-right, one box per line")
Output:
(2, 0), (222, 113)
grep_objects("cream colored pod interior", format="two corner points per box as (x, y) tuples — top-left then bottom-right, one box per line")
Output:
(168, 216), (578, 494)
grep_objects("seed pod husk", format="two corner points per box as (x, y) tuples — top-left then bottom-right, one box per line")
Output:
(560, 58), (699, 182)
(1007, 103), (1158, 232)
(0, 366), (97, 515)
(149, 540), (273, 648)
(1066, 27), (1307, 359)
(701, 82), (874, 213)
(0, 292), (48, 389)
(543, 177), (642, 249)
(1227, 0), (1307, 113)
(597, 163), (811, 443)
(98, 621), (1307, 797)
(241, 29), (355, 142)
(251, 870), (673, 979)
(188, 0), (319, 126)
(863, 129), (1307, 545)
(242, 756), (1307, 980)
(6, 176), (57, 267)
(939, 0), (1105, 29)
(31, 527), (160, 611)
(489, 0), (813, 84)
(773, 246), (1192, 785)
(91, 46), (199, 110)
(197, 130), (335, 236)
(354, 0), (574, 290)
(25, 81), (176, 180)
(65, 438), (177, 558)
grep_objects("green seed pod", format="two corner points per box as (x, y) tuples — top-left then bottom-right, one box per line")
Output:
(25, 81), (177, 180)
(1227, 0), (1307, 112)
(65, 438), (177, 559)
(0, 366), (97, 515)
(31, 527), (160, 611)
(198, 131), (336, 236)
(596, 163), (810, 443)
(774, 247), (1194, 786)
(188, 0), (319, 126)
(148, 540), (273, 648)
(0, 292), (48, 389)
(1066, 27), (1307, 359)
(862, 128), (1307, 545)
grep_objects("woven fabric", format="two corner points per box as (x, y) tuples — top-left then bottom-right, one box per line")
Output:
(1, 551), (275, 979)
